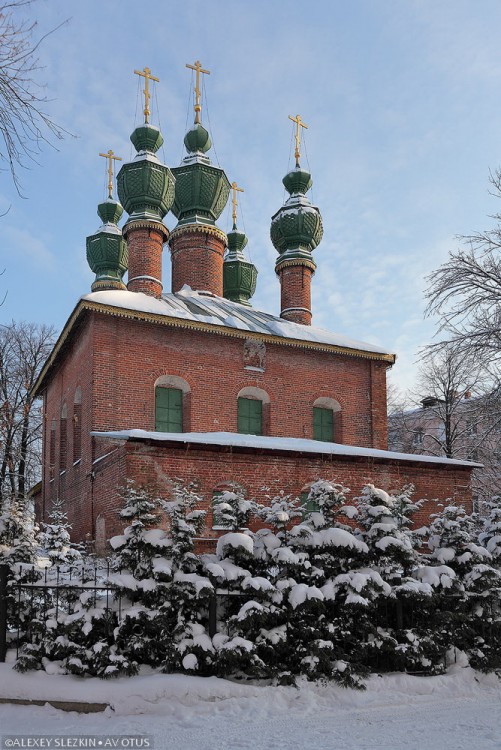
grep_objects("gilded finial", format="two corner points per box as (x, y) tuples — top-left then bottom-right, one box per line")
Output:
(134, 66), (160, 124)
(186, 60), (210, 124)
(288, 113), (308, 167)
(231, 181), (244, 229)
(99, 149), (122, 199)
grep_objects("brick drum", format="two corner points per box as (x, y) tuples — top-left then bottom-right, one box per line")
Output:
(169, 226), (226, 295)
(277, 263), (314, 325)
(125, 221), (168, 297)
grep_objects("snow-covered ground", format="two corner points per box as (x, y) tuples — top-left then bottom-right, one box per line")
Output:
(0, 660), (500, 749)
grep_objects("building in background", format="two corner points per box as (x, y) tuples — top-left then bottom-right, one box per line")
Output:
(388, 392), (500, 510)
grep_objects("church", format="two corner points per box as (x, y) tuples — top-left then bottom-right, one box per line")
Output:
(33, 64), (476, 552)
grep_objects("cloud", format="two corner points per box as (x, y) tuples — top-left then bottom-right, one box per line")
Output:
(3, 225), (56, 269)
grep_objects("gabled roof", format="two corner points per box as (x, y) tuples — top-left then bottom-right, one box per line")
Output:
(84, 287), (395, 358)
(33, 287), (395, 395)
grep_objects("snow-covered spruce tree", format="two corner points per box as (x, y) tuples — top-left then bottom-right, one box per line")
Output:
(353, 484), (445, 674)
(427, 502), (501, 671)
(211, 492), (302, 683)
(474, 497), (501, 670)
(212, 531), (279, 680)
(159, 482), (215, 676)
(479, 498), (501, 561)
(286, 482), (380, 684)
(16, 499), (83, 674)
(17, 485), (142, 678)
(0, 495), (43, 659)
(212, 488), (259, 532)
(39, 498), (81, 566)
(266, 481), (371, 686)
(109, 481), (174, 671)
(28, 481), (170, 678)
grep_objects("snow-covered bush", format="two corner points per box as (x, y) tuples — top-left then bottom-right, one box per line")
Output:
(38, 498), (81, 566)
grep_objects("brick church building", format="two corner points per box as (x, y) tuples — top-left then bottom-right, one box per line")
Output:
(33, 65), (476, 552)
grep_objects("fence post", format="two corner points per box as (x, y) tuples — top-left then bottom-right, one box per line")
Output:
(208, 593), (217, 637)
(396, 598), (403, 630)
(0, 564), (8, 663)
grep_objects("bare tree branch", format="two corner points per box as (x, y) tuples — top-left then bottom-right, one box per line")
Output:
(0, 320), (55, 509)
(425, 168), (501, 371)
(0, 0), (70, 194)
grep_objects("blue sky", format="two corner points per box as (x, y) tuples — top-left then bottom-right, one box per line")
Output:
(2, 0), (501, 395)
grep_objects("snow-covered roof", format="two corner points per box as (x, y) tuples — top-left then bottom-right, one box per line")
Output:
(91, 429), (482, 469)
(80, 287), (395, 361)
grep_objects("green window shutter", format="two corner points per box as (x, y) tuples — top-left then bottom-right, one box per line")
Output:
(313, 407), (334, 441)
(155, 387), (183, 432)
(237, 397), (262, 435)
(300, 491), (320, 516)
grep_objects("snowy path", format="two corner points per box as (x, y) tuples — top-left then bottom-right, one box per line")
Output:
(0, 693), (500, 750)
(0, 665), (500, 749)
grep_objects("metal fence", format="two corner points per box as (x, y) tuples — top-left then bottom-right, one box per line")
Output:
(0, 562), (224, 663)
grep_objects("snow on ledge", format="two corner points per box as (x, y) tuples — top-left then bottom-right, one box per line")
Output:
(90, 429), (482, 469)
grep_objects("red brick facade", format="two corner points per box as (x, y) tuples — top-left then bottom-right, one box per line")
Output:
(36, 303), (474, 552)
(88, 435), (472, 551)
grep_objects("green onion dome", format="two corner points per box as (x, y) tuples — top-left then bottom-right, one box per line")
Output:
(117, 123), (175, 223)
(86, 198), (128, 291)
(183, 122), (211, 154)
(223, 225), (258, 306)
(271, 165), (323, 270)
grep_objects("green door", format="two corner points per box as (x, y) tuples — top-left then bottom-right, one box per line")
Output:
(237, 397), (262, 435)
(155, 387), (183, 432)
(313, 407), (334, 441)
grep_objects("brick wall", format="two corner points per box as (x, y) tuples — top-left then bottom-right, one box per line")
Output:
(89, 312), (388, 446)
(80, 436), (473, 548)
(38, 308), (437, 547)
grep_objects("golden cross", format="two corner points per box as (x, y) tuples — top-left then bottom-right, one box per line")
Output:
(231, 181), (244, 227)
(186, 60), (210, 124)
(99, 149), (122, 199)
(288, 113), (308, 166)
(134, 66), (160, 124)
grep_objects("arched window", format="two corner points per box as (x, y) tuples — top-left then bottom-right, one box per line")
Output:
(237, 387), (270, 436)
(154, 376), (190, 433)
(60, 404), (68, 470)
(73, 387), (82, 463)
(312, 397), (342, 442)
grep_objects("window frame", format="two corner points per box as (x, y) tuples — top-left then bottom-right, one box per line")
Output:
(313, 405), (334, 442)
(237, 396), (263, 435)
(155, 386), (183, 433)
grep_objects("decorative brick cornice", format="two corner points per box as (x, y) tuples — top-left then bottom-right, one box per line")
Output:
(169, 223), (227, 245)
(123, 219), (169, 243)
(275, 257), (316, 275)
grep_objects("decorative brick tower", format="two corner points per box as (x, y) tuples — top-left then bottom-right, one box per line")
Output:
(168, 61), (230, 296)
(271, 115), (323, 325)
(117, 67), (175, 298)
(223, 182), (258, 306)
(86, 151), (128, 292)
